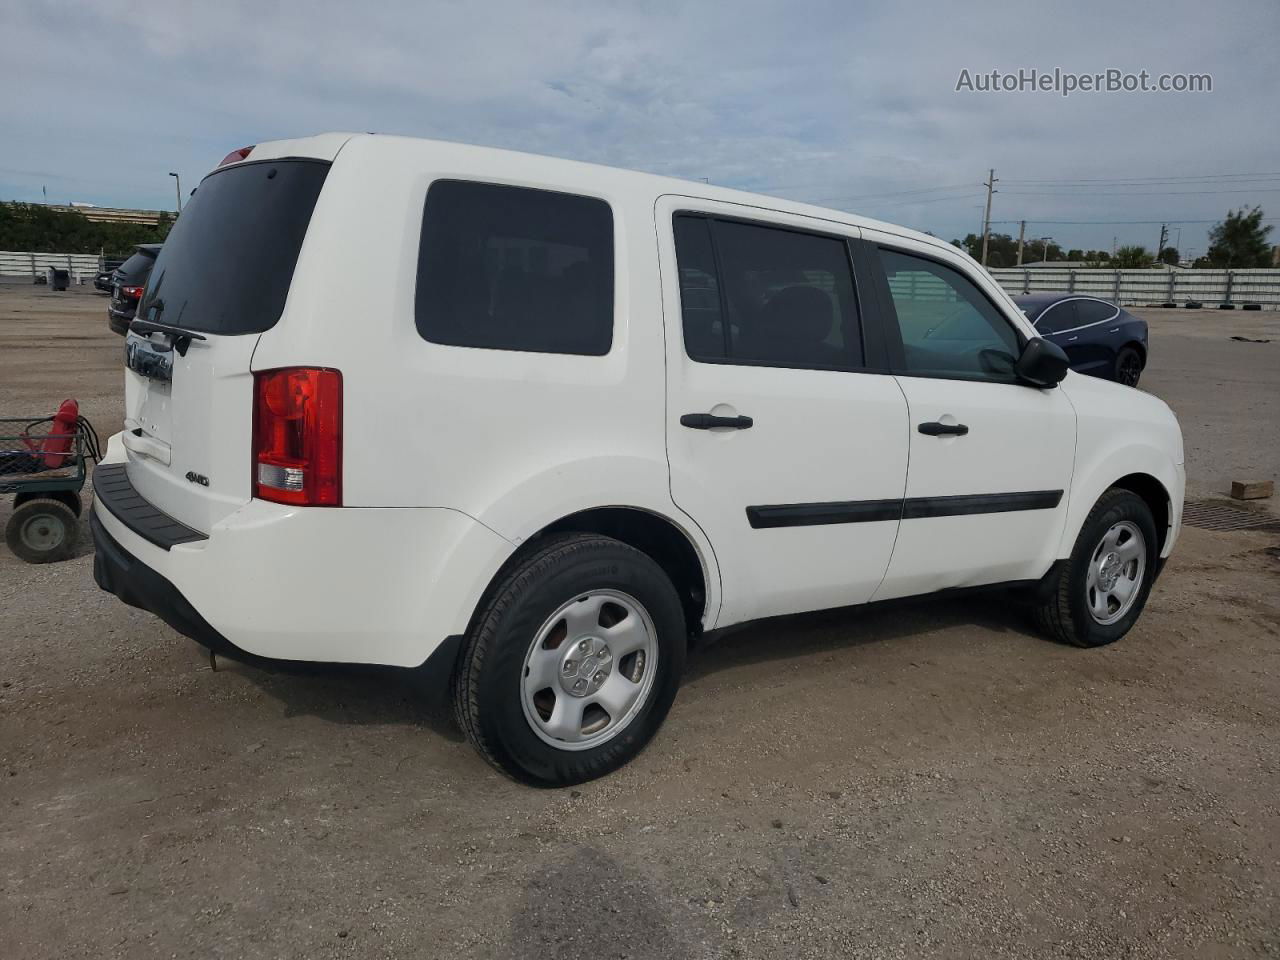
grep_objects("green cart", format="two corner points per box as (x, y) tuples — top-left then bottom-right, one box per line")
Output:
(1, 408), (101, 563)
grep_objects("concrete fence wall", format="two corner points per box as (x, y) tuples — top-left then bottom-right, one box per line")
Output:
(0, 250), (111, 283)
(987, 267), (1280, 309)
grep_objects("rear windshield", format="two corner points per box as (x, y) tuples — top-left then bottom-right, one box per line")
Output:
(115, 250), (156, 282)
(136, 159), (330, 335)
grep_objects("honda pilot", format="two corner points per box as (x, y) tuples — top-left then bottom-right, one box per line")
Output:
(92, 133), (1185, 785)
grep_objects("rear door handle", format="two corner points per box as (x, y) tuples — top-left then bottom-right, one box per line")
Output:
(680, 413), (754, 430)
(918, 421), (969, 437)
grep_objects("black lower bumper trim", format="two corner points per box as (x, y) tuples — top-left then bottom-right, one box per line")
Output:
(91, 508), (243, 659)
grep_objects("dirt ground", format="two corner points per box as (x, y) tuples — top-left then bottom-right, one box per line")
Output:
(1, 287), (1277, 959)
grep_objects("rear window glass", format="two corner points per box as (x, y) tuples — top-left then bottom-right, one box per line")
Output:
(115, 251), (156, 282)
(136, 160), (330, 335)
(415, 180), (614, 356)
(1077, 299), (1117, 324)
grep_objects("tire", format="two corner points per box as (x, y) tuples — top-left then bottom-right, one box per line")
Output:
(14, 489), (82, 517)
(454, 533), (687, 786)
(1031, 489), (1158, 648)
(5, 498), (79, 563)
(1115, 346), (1143, 387)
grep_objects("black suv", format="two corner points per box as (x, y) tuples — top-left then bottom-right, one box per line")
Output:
(107, 244), (162, 335)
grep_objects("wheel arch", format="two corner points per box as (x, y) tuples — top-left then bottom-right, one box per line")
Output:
(1060, 464), (1177, 561)
(472, 506), (715, 642)
(1120, 340), (1147, 363)
(1110, 472), (1171, 554)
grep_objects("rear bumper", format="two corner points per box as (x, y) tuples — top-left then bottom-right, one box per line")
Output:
(91, 446), (515, 668)
(92, 509), (240, 658)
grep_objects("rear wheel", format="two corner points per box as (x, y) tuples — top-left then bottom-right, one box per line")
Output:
(1115, 347), (1143, 386)
(6, 498), (79, 563)
(454, 533), (686, 786)
(1031, 489), (1158, 647)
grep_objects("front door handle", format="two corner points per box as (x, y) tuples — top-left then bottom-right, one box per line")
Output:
(918, 421), (969, 437)
(680, 413), (754, 430)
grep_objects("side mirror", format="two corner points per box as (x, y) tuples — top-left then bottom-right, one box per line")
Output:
(1015, 337), (1070, 387)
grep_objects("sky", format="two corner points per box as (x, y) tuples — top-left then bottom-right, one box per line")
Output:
(3, 0), (1278, 259)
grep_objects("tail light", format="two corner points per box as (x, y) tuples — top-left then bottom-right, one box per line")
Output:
(253, 367), (342, 506)
(120, 285), (144, 299)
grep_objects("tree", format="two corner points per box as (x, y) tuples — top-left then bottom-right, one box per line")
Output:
(1113, 245), (1153, 268)
(0, 202), (170, 254)
(1022, 237), (1064, 265)
(1157, 246), (1180, 266)
(1204, 206), (1273, 267)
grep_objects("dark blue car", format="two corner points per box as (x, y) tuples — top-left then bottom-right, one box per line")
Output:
(1012, 294), (1148, 387)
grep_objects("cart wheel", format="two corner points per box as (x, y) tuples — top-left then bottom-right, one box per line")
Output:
(6, 498), (79, 563)
(14, 489), (82, 517)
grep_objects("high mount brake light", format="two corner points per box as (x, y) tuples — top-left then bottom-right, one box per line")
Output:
(218, 145), (255, 167)
(252, 368), (342, 506)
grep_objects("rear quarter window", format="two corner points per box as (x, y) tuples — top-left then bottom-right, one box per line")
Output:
(415, 180), (614, 356)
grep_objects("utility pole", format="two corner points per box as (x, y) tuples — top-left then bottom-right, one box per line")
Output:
(1154, 223), (1168, 264)
(980, 168), (998, 266)
(169, 172), (182, 213)
(1016, 219), (1026, 266)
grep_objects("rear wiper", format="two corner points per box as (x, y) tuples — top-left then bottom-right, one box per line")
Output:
(129, 318), (207, 356)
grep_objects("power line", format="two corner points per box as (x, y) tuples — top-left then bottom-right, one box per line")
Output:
(813, 183), (977, 203)
(1002, 171), (1280, 185)
(989, 216), (1279, 225)
(1001, 187), (1280, 197)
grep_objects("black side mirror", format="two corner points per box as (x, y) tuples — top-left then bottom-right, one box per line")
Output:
(1015, 337), (1070, 387)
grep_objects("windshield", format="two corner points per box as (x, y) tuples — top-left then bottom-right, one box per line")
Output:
(136, 159), (330, 334)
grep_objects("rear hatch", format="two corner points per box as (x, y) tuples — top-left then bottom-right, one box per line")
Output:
(122, 156), (331, 534)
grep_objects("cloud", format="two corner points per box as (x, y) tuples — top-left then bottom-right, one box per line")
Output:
(2, 0), (1277, 254)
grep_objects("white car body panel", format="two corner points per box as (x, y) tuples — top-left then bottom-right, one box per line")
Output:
(93, 132), (1184, 669)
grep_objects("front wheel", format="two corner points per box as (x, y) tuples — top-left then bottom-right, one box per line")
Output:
(454, 533), (687, 786)
(1031, 489), (1158, 647)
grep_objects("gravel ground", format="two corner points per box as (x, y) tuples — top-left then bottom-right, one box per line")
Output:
(1, 287), (1277, 959)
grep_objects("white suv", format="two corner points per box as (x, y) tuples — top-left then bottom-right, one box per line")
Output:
(92, 133), (1185, 785)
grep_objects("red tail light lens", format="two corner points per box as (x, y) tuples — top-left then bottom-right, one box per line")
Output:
(253, 367), (342, 506)
(120, 285), (144, 299)
(218, 145), (255, 167)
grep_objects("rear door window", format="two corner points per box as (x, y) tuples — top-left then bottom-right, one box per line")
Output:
(137, 160), (330, 335)
(672, 214), (864, 370)
(415, 180), (614, 356)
